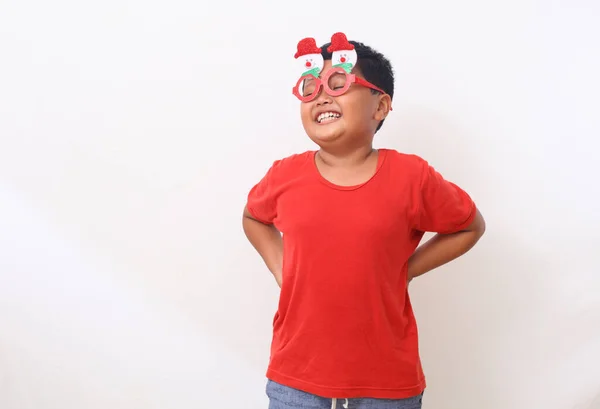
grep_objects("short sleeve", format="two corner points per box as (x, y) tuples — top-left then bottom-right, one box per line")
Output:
(415, 161), (476, 234)
(246, 161), (280, 224)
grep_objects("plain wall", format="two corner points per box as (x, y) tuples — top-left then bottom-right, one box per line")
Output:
(1, 0), (599, 408)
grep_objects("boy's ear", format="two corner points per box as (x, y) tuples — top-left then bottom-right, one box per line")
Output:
(374, 94), (392, 121)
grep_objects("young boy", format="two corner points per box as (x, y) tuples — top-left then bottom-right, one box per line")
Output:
(242, 32), (486, 409)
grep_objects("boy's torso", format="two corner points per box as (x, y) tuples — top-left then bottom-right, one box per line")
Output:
(263, 149), (427, 399)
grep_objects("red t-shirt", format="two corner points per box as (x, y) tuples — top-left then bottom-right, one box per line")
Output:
(246, 148), (476, 399)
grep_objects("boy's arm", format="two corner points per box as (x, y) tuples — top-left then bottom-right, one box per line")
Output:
(242, 206), (283, 287)
(407, 208), (485, 282)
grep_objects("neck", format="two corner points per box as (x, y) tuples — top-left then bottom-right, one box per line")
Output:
(317, 144), (375, 168)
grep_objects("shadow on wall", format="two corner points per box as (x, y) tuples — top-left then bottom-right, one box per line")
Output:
(588, 392), (600, 409)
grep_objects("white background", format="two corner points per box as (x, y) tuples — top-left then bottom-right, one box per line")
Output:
(1, 0), (599, 408)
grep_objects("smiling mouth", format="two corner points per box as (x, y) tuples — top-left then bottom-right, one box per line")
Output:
(316, 111), (341, 124)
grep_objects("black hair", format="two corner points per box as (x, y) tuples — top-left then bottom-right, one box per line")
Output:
(320, 40), (394, 132)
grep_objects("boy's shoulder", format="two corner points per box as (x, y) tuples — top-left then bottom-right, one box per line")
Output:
(383, 148), (426, 163)
(382, 148), (430, 174)
(265, 150), (315, 177)
(271, 150), (314, 168)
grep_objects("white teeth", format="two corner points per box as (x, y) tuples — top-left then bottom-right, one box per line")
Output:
(317, 112), (341, 123)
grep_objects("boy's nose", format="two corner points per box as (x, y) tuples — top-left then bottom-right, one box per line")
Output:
(315, 91), (333, 106)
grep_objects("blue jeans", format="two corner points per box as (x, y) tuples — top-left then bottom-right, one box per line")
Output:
(266, 380), (424, 409)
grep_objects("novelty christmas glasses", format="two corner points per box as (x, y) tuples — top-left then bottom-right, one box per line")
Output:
(293, 67), (387, 102)
(292, 32), (389, 104)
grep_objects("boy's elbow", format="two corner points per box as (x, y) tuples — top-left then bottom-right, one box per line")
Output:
(470, 209), (486, 237)
(243, 205), (270, 225)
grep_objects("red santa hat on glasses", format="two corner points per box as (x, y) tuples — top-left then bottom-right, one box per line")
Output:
(326, 32), (358, 73)
(294, 37), (324, 78)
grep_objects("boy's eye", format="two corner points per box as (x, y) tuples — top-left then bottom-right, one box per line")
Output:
(327, 73), (347, 91)
(302, 80), (316, 96)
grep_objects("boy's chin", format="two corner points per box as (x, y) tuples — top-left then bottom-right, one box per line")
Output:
(306, 126), (345, 145)
(308, 133), (343, 147)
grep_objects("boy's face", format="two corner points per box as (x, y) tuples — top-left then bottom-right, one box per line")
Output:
(299, 60), (389, 149)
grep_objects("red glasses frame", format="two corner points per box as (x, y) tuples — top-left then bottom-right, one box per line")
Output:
(292, 67), (390, 105)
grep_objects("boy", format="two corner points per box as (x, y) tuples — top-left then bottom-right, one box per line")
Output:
(242, 32), (486, 409)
